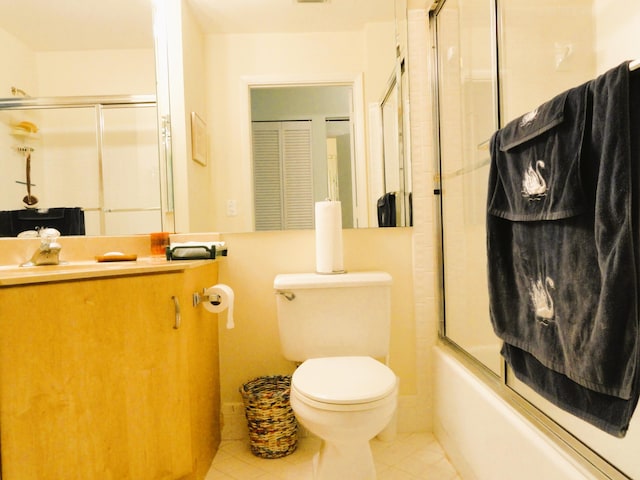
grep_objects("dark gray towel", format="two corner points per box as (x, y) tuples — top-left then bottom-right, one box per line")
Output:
(0, 211), (12, 237)
(502, 343), (640, 437)
(487, 61), (640, 436)
(377, 192), (396, 227)
(488, 87), (588, 221)
(0, 207), (86, 237)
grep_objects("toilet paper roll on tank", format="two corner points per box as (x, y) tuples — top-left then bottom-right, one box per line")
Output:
(203, 283), (235, 329)
(315, 200), (345, 274)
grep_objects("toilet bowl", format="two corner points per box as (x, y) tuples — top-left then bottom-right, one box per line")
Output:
(290, 356), (398, 480)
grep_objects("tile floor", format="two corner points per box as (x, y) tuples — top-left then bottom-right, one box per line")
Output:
(205, 432), (462, 479)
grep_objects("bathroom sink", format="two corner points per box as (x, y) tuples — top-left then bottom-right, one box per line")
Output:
(0, 261), (117, 281)
(0, 260), (104, 271)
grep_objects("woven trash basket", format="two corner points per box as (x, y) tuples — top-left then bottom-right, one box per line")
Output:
(240, 375), (298, 458)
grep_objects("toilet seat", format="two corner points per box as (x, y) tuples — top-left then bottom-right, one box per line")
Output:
(292, 356), (397, 410)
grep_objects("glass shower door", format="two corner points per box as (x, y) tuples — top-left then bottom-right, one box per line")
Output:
(436, 0), (501, 374)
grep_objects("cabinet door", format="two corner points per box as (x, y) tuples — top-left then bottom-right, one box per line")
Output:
(179, 263), (221, 479)
(0, 273), (192, 480)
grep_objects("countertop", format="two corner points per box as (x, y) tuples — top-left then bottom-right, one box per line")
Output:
(0, 257), (217, 287)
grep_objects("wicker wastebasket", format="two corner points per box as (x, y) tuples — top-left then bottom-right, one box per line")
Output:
(240, 375), (298, 458)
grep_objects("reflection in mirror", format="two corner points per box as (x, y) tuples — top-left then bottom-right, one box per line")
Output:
(250, 85), (356, 230)
(195, 0), (408, 232)
(0, 1), (409, 235)
(0, 97), (162, 236)
(0, 0), (166, 236)
(378, 62), (412, 228)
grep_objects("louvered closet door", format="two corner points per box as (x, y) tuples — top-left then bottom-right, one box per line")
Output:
(252, 121), (314, 230)
(281, 121), (314, 229)
(253, 123), (284, 230)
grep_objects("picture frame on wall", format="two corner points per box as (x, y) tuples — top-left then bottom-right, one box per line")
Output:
(191, 112), (207, 166)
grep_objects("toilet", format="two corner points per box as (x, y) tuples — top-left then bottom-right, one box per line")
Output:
(274, 271), (398, 480)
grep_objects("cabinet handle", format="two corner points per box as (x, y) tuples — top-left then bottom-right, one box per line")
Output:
(172, 295), (181, 329)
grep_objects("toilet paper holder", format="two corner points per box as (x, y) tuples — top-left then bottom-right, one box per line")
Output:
(193, 289), (221, 307)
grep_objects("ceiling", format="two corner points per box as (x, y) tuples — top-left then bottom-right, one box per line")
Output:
(0, 0), (397, 52)
(187, 0), (394, 35)
(0, 0), (154, 51)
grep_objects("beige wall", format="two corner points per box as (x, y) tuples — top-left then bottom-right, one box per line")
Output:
(217, 228), (416, 429)
(35, 49), (155, 97)
(180, 3), (214, 233)
(0, 28), (37, 98)
(594, 0), (640, 71)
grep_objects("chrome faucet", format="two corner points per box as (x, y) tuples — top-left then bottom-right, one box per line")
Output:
(21, 228), (62, 267)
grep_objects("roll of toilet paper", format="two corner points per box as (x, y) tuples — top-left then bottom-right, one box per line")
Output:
(315, 200), (344, 274)
(203, 284), (235, 329)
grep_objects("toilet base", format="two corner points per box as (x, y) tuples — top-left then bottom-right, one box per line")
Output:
(313, 439), (377, 480)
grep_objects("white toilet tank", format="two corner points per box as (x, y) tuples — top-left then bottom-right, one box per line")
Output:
(273, 271), (392, 362)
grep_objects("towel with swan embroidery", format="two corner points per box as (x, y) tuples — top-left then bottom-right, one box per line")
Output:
(487, 88), (587, 221)
(486, 61), (640, 437)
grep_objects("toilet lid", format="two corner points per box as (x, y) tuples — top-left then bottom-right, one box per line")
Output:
(292, 356), (397, 405)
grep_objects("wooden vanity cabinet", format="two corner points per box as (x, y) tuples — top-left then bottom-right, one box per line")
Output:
(0, 263), (220, 480)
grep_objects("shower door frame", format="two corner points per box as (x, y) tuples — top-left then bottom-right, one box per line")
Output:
(0, 94), (166, 235)
(430, 1), (631, 478)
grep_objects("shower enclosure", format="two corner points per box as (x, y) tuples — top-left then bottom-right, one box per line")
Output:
(434, 0), (639, 478)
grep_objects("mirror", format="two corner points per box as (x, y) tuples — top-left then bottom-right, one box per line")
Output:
(0, 0), (162, 236)
(0, 0), (409, 235)
(188, 0), (409, 232)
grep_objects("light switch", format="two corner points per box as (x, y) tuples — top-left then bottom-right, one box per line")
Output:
(226, 199), (238, 216)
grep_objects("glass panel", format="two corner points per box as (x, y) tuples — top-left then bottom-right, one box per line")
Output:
(499, 0), (640, 476)
(102, 105), (162, 234)
(21, 107), (100, 210)
(0, 103), (161, 237)
(497, 0), (596, 122)
(436, 0), (501, 374)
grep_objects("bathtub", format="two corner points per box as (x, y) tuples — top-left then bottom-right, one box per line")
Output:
(433, 346), (599, 480)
